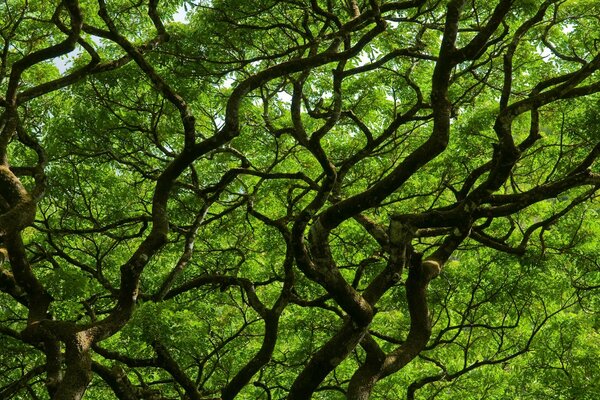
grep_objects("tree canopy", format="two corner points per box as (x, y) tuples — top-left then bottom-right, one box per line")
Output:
(1, 0), (599, 399)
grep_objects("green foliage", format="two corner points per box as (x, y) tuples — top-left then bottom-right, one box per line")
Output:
(1, 0), (600, 399)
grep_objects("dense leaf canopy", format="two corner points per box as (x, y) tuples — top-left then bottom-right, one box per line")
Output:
(1, 0), (599, 399)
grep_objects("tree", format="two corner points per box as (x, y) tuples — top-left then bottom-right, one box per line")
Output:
(1, 0), (599, 398)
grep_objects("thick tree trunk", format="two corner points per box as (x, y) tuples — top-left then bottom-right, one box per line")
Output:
(222, 312), (281, 400)
(287, 320), (368, 400)
(347, 363), (381, 400)
(346, 261), (436, 400)
(53, 333), (93, 400)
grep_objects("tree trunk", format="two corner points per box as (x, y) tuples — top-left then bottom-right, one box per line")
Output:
(53, 333), (93, 400)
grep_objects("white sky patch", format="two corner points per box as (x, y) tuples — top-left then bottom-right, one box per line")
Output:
(277, 91), (292, 104)
(222, 76), (235, 88)
(356, 48), (383, 67)
(357, 52), (371, 67)
(538, 46), (554, 61)
(53, 35), (103, 74)
(214, 115), (225, 129)
(55, 47), (83, 74)
(562, 23), (575, 34)
(173, 5), (189, 23)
